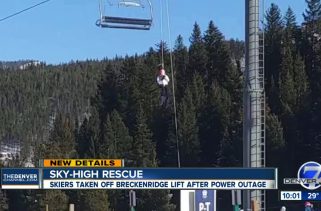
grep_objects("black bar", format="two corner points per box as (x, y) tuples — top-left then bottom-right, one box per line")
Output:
(102, 16), (152, 26)
(100, 23), (151, 30)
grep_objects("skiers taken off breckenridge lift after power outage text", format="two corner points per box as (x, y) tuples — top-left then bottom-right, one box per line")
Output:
(156, 64), (170, 107)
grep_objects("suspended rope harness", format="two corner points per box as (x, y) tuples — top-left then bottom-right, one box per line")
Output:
(159, 0), (181, 168)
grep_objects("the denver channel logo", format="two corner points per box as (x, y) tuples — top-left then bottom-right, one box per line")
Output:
(284, 161), (321, 190)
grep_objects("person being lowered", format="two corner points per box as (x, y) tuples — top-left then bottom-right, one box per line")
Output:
(156, 64), (170, 107)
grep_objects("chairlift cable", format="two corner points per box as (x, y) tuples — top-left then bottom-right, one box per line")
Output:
(0, 0), (51, 22)
(159, 0), (164, 66)
(165, 0), (181, 168)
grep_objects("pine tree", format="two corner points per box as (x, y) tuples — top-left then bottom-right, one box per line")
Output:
(217, 130), (237, 166)
(265, 3), (284, 34)
(101, 115), (113, 157)
(137, 190), (175, 211)
(302, 0), (321, 90)
(0, 190), (8, 210)
(271, 40), (304, 178)
(267, 76), (280, 114)
(188, 23), (208, 83)
(199, 83), (234, 166)
(126, 85), (141, 132)
(284, 7), (300, 54)
(7, 190), (29, 211)
(284, 7), (297, 28)
(131, 106), (157, 167)
(203, 21), (242, 108)
(303, 0), (321, 22)
(265, 3), (284, 113)
(78, 190), (110, 211)
(174, 35), (189, 99)
(226, 39), (245, 62)
(36, 113), (76, 159)
(76, 118), (89, 158)
(279, 45), (296, 115)
(131, 109), (175, 211)
(151, 106), (176, 167)
(202, 24), (243, 161)
(156, 41), (170, 56)
(177, 87), (201, 166)
(51, 114), (76, 157)
(123, 56), (157, 133)
(87, 108), (101, 158)
(101, 110), (132, 211)
(101, 110), (132, 159)
(292, 54), (309, 108)
(91, 63), (120, 123)
(203, 21), (232, 89)
(266, 110), (285, 167)
(39, 190), (69, 211)
(190, 73), (206, 113)
(161, 125), (179, 167)
(265, 109), (286, 207)
(31, 114), (77, 210)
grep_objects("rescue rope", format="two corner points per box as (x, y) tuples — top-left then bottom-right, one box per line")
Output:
(159, 0), (164, 66)
(164, 0), (181, 168)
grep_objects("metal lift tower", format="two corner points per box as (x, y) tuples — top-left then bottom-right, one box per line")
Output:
(243, 0), (265, 210)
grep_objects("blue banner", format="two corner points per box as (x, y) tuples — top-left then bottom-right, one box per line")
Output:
(1, 168), (39, 185)
(195, 190), (216, 211)
(42, 168), (277, 180)
(302, 191), (321, 201)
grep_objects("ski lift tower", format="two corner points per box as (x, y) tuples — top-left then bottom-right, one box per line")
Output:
(243, 0), (265, 210)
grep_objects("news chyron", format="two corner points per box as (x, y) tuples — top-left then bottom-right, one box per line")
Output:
(41, 159), (124, 168)
(0, 159), (123, 189)
(0, 163), (278, 190)
(283, 161), (321, 190)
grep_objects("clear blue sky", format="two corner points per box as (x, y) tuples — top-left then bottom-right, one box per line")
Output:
(0, 0), (306, 64)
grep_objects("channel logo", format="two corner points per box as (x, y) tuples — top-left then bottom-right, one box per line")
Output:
(1, 168), (40, 189)
(284, 161), (321, 190)
(297, 161), (321, 190)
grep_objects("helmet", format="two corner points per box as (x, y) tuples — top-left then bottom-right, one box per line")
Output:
(305, 201), (312, 207)
(159, 69), (165, 76)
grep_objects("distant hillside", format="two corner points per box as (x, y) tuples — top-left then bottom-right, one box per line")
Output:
(0, 60), (104, 160)
(0, 60), (42, 70)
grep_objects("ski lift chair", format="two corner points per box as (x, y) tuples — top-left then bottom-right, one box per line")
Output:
(96, 0), (153, 30)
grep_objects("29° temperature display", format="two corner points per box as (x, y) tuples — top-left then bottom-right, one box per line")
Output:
(302, 191), (321, 201)
(281, 191), (321, 201)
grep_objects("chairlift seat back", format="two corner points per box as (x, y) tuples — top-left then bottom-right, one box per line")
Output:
(97, 16), (152, 30)
(96, 0), (153, 30)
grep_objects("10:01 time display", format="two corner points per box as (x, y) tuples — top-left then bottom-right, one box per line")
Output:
(280, 191), (302, 200)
